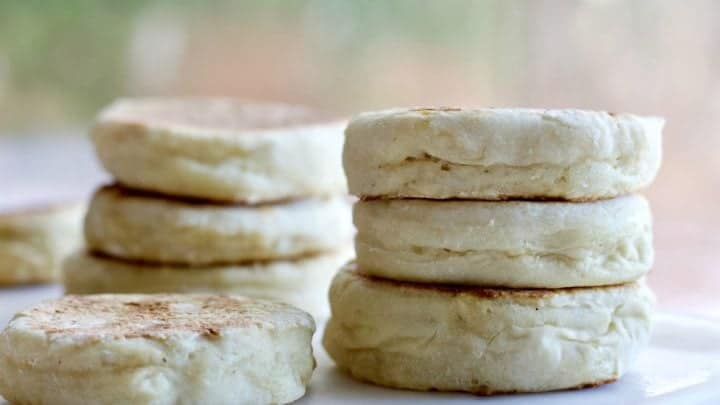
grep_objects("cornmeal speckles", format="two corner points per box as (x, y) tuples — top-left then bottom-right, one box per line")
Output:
(12, 294), (313, 342)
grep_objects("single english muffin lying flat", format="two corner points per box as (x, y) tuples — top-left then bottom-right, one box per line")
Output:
(85, 185), (353, 265)
(92, 98), (347, 203)
(354, 194), (652, 288)
(344, 107), (663, 201)
(323, 262), (654, 394)
(0, 203), (84, 285)
(0, 294), (316, 405)
(62, 249), (352, 319)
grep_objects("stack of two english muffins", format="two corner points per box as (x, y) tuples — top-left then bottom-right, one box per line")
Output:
(62, 99), (354, 318)
(324, 107), (664, 394)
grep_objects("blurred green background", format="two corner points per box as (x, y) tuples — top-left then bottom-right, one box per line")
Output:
(3, 0), (718, 134)
(1, 0), (720, 314)
(0, 0), (531, 129)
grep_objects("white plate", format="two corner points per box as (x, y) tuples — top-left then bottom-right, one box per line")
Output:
(1, 286), (719, 404)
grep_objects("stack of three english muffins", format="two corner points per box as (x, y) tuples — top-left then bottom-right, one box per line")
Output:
(62, 99), (354, 318)
(324, 107), (663, 394)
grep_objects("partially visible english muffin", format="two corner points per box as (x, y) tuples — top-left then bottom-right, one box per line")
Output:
(0, 294), (315, 405)
(85, 185), (353, 265)
(63, 249), (352, 319)
(354, 195), (652, 287)
(323, 262), (654, 394)
(0, 203), (84, 285)
(344, 107), (663, 201)
(92, 98), (347, 203)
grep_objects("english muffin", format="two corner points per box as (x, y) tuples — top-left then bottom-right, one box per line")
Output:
(323, 262), (654, 394)
(92, 98), (347, 203)
(63, 249), (352, 319)
(0, 203), (84, 285)
(85, 185), (353, 265)
(0, 294), (315, 405)
(354, 195), (652, 287)
(344, 107), (663, 201)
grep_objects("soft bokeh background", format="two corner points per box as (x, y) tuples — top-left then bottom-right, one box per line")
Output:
(1, 0), (719, 317)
